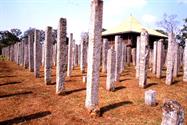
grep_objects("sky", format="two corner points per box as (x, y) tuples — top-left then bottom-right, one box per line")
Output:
(0, 0), (187, 41)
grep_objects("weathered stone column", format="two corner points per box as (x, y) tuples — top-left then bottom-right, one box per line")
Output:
(152, 41), (157, 74)
(102, 38), (109, 73)
(120, 42), (125, 73)
(23, 37), (29, 68)
(114, 36), (122, 82)
(183, 39), (187, 82)
(166, 33), (175, 85)
(161, 100), (184, 125)
(139, 29), (149, 88)
(136, 36), (140, 79)
(34, 29), (40, 78)
(53, 43), (57, 66)
(106, 47), (116, 91)
(85, 0), (103, 115)
(67, 33), (73, 77)
(28, 32), (34, 72)
(126, 46), (131, 66)
(44, 26), (53, 84)
(56, 18), (67, 95)
(80, 33), (88, 73)
(173, 42), (179, 77)
(156, 39), (163, 78)
(73, 44), (79, 66)
(131, 48), (136, 66)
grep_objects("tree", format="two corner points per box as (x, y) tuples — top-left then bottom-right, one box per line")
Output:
(177, 18), (187, 47)
(10, 28), (22, 38)
(157, 14), (179, 34)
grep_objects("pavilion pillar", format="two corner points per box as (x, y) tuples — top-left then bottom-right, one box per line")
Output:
(44, 26), (53, 84)
(114, 36), (122, 82)
(152, 41), (157, 74)
(34, 29), (40, 78)
(126, 46), (131, 66)
(102, 38), (109, 73)
(73, 44), (79, 67)
(56, 18), (67, 95)
(120, 42), (125, 73)
(173, 42), (179, 77)
(80, 33), (88, 73)
(85, 0), (103, 115)
(67, 33), (73, 77)
(136, 36), (140, 79)
(106, 47), (116, 91)
(28, 32), (34, 72)
(166, 33), (176, 85)
(139, 29), (149, 88)
(156, 39), (163, 78)
(23, 38), (29, 68)
(131, 48), (136, 66)
(183, 39), (187, 82)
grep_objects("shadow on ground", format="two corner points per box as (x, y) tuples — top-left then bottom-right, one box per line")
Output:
(0, 111), (51, 125)
(100, 101), (133, 116)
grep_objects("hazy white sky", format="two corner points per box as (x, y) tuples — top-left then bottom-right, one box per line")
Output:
(0, 0), (187, 41)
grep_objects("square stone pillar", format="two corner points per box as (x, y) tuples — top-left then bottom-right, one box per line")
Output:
(28, 32), (34, 72)
(166, 33), (176, 85)
(156, 39), (163, 78)
(106, 47), (116, 91)
(139, 29), (149, 88)
(144, 90), (156, 106)
(173, 41), (179, 77)
(136, 36), (140, 79)
(23, 38), (29, 68)
(102, 38), (109, 73)
(34, 29), (40, 78)
(80, 32), (88, 73)
(131, 48), (136, 66)
(56, 18), (67, 95)
(152, 41), (157, 74)
(67, 33), (73, 77)
(114, 36), (122, 82)
(183, 39), (187, 82)
(85, 0), (103, 115)
(120, 42), (125, 73)
(44, 26), (53, 84)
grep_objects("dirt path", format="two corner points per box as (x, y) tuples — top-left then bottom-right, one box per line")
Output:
(0, 60), (186, 125)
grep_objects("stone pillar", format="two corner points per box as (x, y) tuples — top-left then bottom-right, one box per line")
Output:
(80, 33), (88, 73)
(136, 36), (140, 79)
(139, 29), (149, 88)
(28, 32), (34, 72)
(85, 0), (103, 115)
(173, 42), (179, 77)
(152, 41), (157, 74)
(131, 48), (136, 66)
(44, 26), (53, 84)
(106, 47), (116, 91)
(156, 39), (163, 78)
(42, 44), (45, 66)
(144, 90), (156, 106)
(74, 44), (79, 66)
(67, 33), (73, 77)
(161, 100), (184, 125)
(120, 42), (125, 73)
(23, 38), (29, 68)
(102, 38), (109, 73)
(126, 46), (131, 66)
(166, 33), (175, 85)
(56, 18), (67, 95)
(34, 29), (40, 78)
(183, 39), (187, 82)
(114, 36), (122, 82)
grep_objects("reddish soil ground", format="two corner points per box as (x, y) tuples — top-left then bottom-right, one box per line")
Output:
(0, 60), (186, 125)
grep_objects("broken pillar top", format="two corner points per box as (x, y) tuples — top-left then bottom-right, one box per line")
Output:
(162, 100), (183, 113)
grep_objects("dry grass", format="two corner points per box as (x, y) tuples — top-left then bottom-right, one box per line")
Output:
(0, 60), (186, 125)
